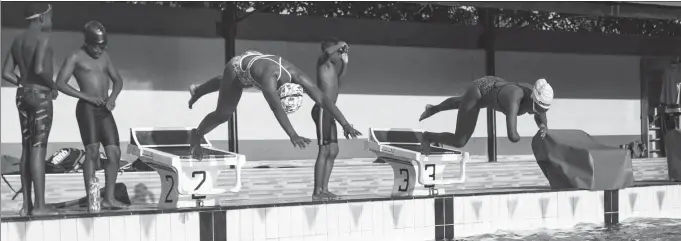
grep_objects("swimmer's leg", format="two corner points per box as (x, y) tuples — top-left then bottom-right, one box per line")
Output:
(420, 96), (463, 121)
(312, 145), (330, 200)
(311, 105), (329, 200)
(101, 145), (127, 209)
(28, 100), (57, 216)
(17, 105), (33, 215)
(19, 141), (32, 216)
(99, 114), (128, 209)
(421, 87), (482, 154)
(321, 115), (340, 199)
(322, 142), (340, 199)
(191, 68), (243, 160)
(188, 75), (223, 109)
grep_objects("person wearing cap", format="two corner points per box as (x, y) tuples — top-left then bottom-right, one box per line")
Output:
(310, 38), (349, 201)
(418, 76), (554, 155)
(2, 2), (58, 216)
(184, 50), (362, 161)
(55, 21), (128, 209)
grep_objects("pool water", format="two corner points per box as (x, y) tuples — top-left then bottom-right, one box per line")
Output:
(460, 218), (681, 241)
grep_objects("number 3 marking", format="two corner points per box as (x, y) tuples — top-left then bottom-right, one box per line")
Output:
(398, 168), (409, 192)
(425, 164), (436, 181)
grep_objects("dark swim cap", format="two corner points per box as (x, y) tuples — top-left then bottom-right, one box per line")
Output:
(83, 21), (107, 45)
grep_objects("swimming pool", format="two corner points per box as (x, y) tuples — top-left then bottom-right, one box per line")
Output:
(461, 218), (681, 241)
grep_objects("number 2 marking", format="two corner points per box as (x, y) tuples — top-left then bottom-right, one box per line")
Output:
(164, 175), (174, 203)
(191, 171), (207, 199)
(398, 168), (409, 192)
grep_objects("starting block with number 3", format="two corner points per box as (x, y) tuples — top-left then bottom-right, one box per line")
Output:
(364, 128), (468, 197)
(127, 127), (246, 208)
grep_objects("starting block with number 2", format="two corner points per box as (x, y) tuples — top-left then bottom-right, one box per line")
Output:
(364, 128), (468, 197)
(127, 127), (246, 208)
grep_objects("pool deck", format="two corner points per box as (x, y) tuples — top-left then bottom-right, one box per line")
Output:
(0, 156), (671, 215)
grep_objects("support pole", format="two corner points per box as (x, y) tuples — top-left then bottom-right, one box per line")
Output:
(223, 2), (239, 153)
(482, 8), (498, 162)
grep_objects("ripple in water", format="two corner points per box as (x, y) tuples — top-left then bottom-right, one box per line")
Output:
(460, 218), (681, 241)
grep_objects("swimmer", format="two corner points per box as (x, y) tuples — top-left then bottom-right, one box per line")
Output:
(1, 3), (58, 216)
(419, 76), (553, 155)
(3, 3), (59, 215)
(186, 50), (362, 160)
(55, 21), (128, 209)
(311, 38), (349, 200)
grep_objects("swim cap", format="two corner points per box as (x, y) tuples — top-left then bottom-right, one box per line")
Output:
(531, 78), (554, 109)
(278, 82), (305, 114)
(244, 50), (263, 56)
(83, 21), (107, 45)
(25, 3), (51, 20)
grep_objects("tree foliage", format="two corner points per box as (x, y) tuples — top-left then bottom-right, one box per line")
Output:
(118, 1), (681, 37)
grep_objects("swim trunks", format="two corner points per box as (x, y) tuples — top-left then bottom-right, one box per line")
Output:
(75, 100), (120, 146)
(229, 50), (292, 90)
(311, 104), (338, 145)
(15, 84), (54, 148)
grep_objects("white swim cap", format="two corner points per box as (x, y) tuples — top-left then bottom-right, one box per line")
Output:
(244, 50), (263, 55)
(531, 78), (554, 109)
(278, 82), (305, 114)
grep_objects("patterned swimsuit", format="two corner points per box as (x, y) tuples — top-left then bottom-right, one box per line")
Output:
(473, 76), (532, 112)
(229, 50), (293, 90)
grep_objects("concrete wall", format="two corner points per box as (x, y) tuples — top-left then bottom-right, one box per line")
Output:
(0, 2), (642, 161)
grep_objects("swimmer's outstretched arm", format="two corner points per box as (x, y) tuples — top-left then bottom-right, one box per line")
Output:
(534, 112), (548, 129)
(34, 37), (57, 90)
(292, 68), (352, 128)
(1, 49), (18, 86)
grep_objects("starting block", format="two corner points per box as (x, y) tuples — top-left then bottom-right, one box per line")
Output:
(127, 127), (246, 208)
(364, 128), (468, 197)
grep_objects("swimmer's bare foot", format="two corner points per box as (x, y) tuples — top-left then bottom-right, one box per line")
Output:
(31, 205), (59, 216)
(312, 192), (335, 201)
(419, 104), (436, 121)
(102, 198), (129, 210)
(420, 132), (432, 155)
(323, 190), (341, 200)
(19, 205), (32, 216)
(189, 128), (203, 160)
(188, 84), (199, 109)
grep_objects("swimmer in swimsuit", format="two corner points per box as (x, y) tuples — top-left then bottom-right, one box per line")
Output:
(311, 38), (349, 200)
(186, 50), (362, 160)
(418, 76), (554, 155)
(2, 3), (59, 216)
(55, 21), (128, 209)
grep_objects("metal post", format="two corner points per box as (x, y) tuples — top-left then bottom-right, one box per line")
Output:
(223, 2), (239, 153)
(482, 8), (498, 162)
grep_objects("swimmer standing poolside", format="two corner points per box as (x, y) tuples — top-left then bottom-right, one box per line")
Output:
(1, 3), (59, 216)
(418, 76), (554, 155)
(186, 50), (362, 160)
(311, 38), (349, 200)
(56, 21), (128, 209)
